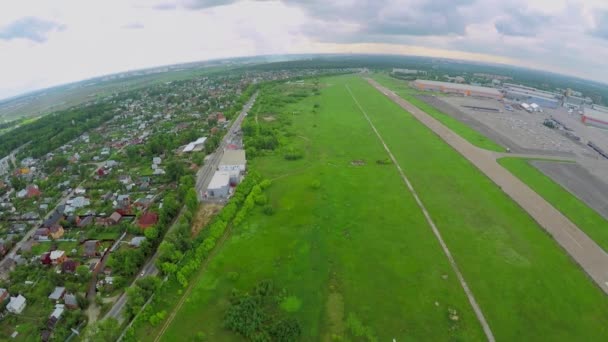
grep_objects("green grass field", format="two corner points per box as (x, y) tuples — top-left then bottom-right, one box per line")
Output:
(155, 75), (608, 341)
(499, 157), (608, 251)
(370, 73), (505, 152)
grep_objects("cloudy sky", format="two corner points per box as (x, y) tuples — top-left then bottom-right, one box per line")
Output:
(1, 0), (608, 100)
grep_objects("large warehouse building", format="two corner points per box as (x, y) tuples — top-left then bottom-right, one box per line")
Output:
(582, 106), (608, 130)
(502, 83), (560, 109)
(413, 80), (503, 100)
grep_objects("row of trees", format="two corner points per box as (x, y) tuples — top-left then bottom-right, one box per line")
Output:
(121, 173), (266, 341)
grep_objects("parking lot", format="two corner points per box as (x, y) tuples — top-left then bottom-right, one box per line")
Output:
(435, 95), (589, 156)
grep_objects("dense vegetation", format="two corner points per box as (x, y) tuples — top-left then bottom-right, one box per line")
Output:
(0, 101), (117, 159)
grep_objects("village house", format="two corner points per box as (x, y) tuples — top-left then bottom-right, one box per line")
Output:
(129, 236), (146, 248)
(109, 211), (122, 225)
(138, 212), (158, 229)
(34, 228), (50, 241)
(64, 294), (79, 310)
(7, 295), (27, 314)
(50, 250), (67, 265)
(0, 288), (9, 302)
(49, 224), (64, 239)
(40, 252), (52, 265)
(61, 260), (79, 273)
(48, 287), (66, 301)
(84, 240), (100, 258)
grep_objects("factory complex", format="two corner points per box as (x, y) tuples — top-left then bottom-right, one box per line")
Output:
(413, 79), (503, 99)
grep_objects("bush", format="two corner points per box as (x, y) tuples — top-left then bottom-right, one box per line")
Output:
(310, 180), (321, 189)
(376, 158), (391, 165)
(284, 146), (304, 161)
(262, 205), (275, 216)
(254, 194), (267, 206)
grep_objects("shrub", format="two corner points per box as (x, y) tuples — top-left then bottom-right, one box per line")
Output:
(255, 194), (267, 206)
(262, 205), (275, 216)
(284, 146), (304, 160)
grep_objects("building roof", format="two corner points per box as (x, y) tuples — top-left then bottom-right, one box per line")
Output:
(50, 304), (64, 319)
(64, 294), (78, 307)
(84, 240), (99, 256)
(50, 250), (65, 260)
(220, 149), (246, 166)
(414, 79), (502, 96)
(109, 212), (122, 222)
(584, 107), (608, 121)
(138, 212), (158, 228)
(208, 171), (230, 190)
(62, 260), (79, 272)
(8, 295), (26, 309)
(130, 236), (146, 247)
(48, 287), (65, 300)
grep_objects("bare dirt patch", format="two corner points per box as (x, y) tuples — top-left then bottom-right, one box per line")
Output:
(191, 203), (224, 237)
(350, 159), (366, 166)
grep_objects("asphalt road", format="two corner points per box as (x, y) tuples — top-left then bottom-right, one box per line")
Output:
(195, 92), (257, 201)
(104, 243), (160, 323)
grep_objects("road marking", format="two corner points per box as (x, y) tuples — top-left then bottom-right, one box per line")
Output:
(346, 84), (495, 342)
(562, 228), (584, 248)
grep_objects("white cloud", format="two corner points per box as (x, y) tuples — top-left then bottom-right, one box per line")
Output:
(1, 0), (608, 100)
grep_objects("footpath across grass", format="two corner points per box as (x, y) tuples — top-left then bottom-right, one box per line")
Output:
(370, 73), (505, 152)
(499, 157), (608, 252)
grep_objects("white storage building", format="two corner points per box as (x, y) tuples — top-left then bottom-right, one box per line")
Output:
(183, 137), (207, 153)
(219, 150), (246, 185)
(207, 171), (231, 198)
(7, 295), (27, 314)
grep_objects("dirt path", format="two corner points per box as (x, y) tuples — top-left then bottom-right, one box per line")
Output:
(367, 78), (608, 296)
(346, 85), (496, 342)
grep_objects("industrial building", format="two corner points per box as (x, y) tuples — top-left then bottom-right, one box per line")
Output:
(502, 83), (560, 109)
(564, 95), (592, 109)
(219, 149), (246, 185)
(582, 107), (608, 130)
(207, 171), (231, 198)
(413, 79), (503, 99)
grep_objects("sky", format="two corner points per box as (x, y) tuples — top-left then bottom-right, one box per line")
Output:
(1, 0), (608, 100)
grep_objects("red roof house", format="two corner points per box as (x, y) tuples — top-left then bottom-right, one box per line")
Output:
(27, 185), (42, 198)
(138, 212), (158, 229)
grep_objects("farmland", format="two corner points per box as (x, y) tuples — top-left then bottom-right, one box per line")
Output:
(153, 75), (608, 341)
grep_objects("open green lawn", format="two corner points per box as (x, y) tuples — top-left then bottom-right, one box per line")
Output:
(370, 73), (505, 152)
(157, 75), (486, 341)
(499, 157), (608, 251)
(155, 75), (608, 341)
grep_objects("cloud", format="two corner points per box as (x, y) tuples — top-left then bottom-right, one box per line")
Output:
(151, 0), (239, 10)
(283, 0), (475, 39)
(122, 22), (144, 29)
(0, 16), (64, 43)
(495, 8), (550, 37)
(590, 10), (608, 40)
